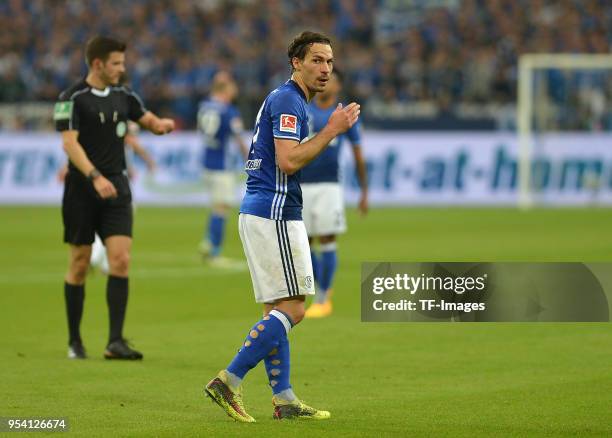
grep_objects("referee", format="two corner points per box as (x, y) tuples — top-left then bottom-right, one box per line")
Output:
(53, 36), (174, 360)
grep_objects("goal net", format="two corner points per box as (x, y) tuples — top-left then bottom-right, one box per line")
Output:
(517, 54), (612, 207)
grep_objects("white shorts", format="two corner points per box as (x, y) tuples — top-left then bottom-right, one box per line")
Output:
(239, 213), (315, 303)
(204, 171), (237, 206)
(301, 182), (347, 236)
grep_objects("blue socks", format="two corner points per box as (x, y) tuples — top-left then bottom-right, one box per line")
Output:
(226, 310), (293, 384)
(207, 213), (226, 257)
(264, 328), (293, 396)
(315, 242), (337, 304)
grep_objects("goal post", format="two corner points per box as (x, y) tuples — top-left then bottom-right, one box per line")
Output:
(517, 54), (612, 208)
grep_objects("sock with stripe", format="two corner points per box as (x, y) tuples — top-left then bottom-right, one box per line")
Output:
(316, 242), (337, 304)
(207, 213), (225, 257)
(226, 309), (293, 386)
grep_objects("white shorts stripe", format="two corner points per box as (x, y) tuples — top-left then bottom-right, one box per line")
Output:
(275, 220), (295, 295)
(281, 220), (299, 296)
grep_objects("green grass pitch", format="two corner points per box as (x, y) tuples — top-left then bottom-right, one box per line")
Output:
(1, 207), (611, 437)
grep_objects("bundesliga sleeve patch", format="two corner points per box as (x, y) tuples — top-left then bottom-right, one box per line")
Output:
(279, 114), (298, 134)
(53, 101), (73, 121)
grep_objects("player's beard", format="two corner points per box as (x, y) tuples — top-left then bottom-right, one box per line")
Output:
(100, 70), (120, 86)
(314, 76), (329, 92)
(309, 80), (326, 94)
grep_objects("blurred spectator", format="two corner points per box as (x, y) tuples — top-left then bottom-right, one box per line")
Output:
(0, 0), (610, 129)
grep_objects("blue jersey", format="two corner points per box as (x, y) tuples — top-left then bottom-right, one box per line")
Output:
(198, 98), (243, 170)
(300, 101), (362, 183)
(240, 80), (309, 221)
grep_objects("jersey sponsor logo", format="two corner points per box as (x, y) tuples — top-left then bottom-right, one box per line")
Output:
(280, 114), (297, 134)
(245, 159), (262, 170)
(53, 101), (73, 121)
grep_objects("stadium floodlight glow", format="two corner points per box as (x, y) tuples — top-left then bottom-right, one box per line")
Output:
(517, 54), (612, 208)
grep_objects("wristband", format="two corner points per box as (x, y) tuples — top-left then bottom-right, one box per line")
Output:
(87, 169), (101, 181)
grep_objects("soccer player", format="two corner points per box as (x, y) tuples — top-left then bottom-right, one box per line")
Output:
(197, 71), (248, 265)
(54, 36), (174, 360)
(302, 69), (368, 318)
(205, 31), (360, 422)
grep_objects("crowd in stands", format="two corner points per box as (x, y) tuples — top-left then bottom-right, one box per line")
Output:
(0, 0), (610, 129)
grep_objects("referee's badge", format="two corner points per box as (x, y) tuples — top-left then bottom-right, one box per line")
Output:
(116, 121), (127, 137)
(53, 101), (73, 121)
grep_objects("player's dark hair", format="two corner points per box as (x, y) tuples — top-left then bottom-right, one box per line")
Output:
(85, 36), (126, 66)
(287, 31), (332, 71)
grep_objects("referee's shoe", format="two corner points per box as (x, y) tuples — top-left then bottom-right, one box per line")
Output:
(104, 339), (143, 360)
(68, 340), (87, 359)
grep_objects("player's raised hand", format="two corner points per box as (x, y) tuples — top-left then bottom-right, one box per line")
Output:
(327, 102), (360, 136)
(156, 118), (175, 134)
(93, 176), (118, 199)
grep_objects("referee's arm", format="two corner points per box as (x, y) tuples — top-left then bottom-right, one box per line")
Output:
(138, 112), (175, 135)
(61, 130), (117, 199)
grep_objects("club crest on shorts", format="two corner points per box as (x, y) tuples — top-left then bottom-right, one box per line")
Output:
(280, 114), (297, 134)
(304, 275), (313, 289)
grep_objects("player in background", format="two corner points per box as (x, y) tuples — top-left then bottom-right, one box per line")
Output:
(55, 36), (174, 360)
(58, 124), (156, 276)
(197, 71), (248, 265)
(302, 69), (368, 318)
(204, 31), (360, 422)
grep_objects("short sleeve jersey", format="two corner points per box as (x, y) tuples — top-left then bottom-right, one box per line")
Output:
(198, 98), (243, 171)
(240, 80), (309, 221)
(54, 80), (147, 174)
(300, 101), (362, 183)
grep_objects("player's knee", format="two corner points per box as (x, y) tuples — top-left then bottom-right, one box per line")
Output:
(288, 305), (306, 325)
(69, 253), (90, 281)
(292, 309), (305, 325)
(109, 251), (130, 275)
(212, 204), (229, 216)
(319, 235), (336, 244)
(275, 301), (305, 325)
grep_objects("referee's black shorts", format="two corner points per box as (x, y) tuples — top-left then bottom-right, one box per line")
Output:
(62, 171), (133, 245)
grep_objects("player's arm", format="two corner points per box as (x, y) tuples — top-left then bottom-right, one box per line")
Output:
(230, 117), (249, 159)
(57, 162), (69, 183)
(351, 144), (368, 215)
(275, 103), (360, 175)
(125, 133), (155, 172)
(234, 134), (250, 160)
(138, 111), (175, 135)
(60, 130), (117, 198)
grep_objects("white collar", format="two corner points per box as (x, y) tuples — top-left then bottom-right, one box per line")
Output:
(91, 87), (110, 97)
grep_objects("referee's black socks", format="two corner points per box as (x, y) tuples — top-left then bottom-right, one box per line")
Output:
(64, 282), (85, 344)
(107, 275), (128, 344)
